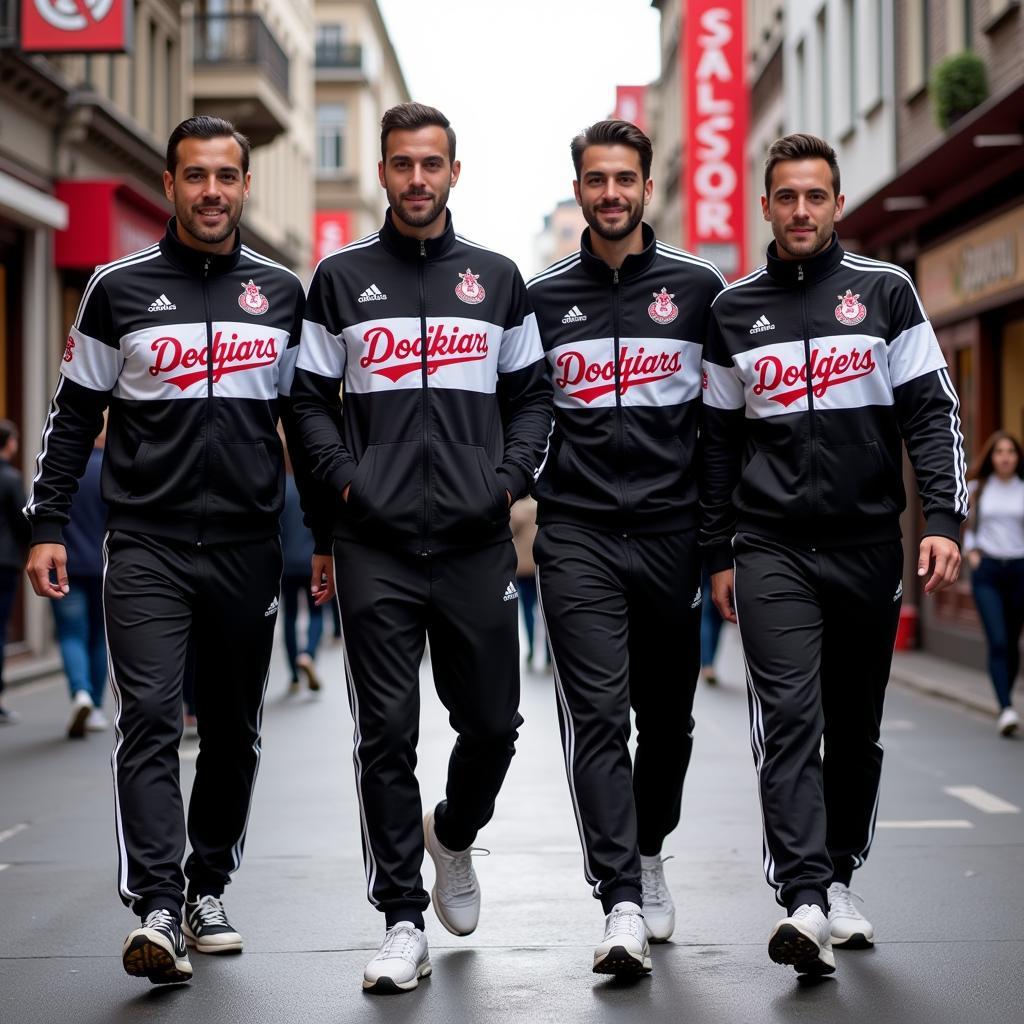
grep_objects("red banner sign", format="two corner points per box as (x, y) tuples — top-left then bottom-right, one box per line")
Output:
(21, 0), (133, 54)
(684, 0), (747, 279)
(313, 210), (353, 266)
(613, 86), (647, 134)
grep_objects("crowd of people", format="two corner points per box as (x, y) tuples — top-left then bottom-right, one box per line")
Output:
(0, 104), (1017, 999)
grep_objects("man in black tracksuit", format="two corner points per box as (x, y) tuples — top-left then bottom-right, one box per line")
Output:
(291, 103), (551, 994)
(25, 118), (332, 985)
(701, 134), (966, 976)
(528, 120), (724, 977)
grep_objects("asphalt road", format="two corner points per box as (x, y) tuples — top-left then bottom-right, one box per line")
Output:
(1, 624), (1022, 1024)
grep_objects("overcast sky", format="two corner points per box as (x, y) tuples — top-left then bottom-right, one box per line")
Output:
(375, 0), (662, 276)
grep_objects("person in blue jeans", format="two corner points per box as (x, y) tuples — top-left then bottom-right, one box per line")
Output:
(700, 565), (724, 685)
(280, 469), (324, 694)
(965, 430), (1024, 737)
(0, 420), (29, 724)
(54, 438), (109, 738)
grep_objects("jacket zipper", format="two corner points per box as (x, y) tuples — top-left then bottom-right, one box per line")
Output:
(418, 239), (432, 558)
(798, 262), (819, 545)
(198, 256), (213, 545)
(611, 268), (628, 514)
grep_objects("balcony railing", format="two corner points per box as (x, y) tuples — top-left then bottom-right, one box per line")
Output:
(194, 13), (290, 102)
(315, 42), (363, 70)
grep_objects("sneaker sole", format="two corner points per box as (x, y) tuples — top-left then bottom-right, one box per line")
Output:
(298, 661), (321, 692)
(768, 925), (836, 975)
(1000, 721), (1018, 737)
(832, 931), (873, 950)
(181, 921), (243, 954)
(423, 812), (479, 937)
(363, 962), (432, 994)
(592, 945), (653, 975)
(122, 936), (192, 984)
(68, 704), (90, 739)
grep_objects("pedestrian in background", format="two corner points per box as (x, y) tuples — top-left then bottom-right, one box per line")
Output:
(510, 496), (545, 672)
(55, 434), (108, 739)
(0, 419), (29, 724)
(703, 133), (965, 978)
(280, 459), (324, 695)
(699, 565), (723, 686)
(965, 430), (1024, 736)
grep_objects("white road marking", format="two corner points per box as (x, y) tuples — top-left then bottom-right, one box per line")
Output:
(876, 819), (974, 829)
(0, 823), (28, 844)
(944, 786), (1020, 814)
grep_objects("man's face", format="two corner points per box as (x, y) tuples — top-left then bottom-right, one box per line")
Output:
(762, 158), (844, 260)
(163, 136), (250, 251)
(378, 126), (460, 232)
(574, 144), (652, 242)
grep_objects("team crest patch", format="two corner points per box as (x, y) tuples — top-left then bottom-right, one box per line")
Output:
(239, 280), (270, 316)
(648, 287), (678, 325)
(62, 335), (75, 363)
(456, 268), (486, 304)
(835, 289), (867, 326)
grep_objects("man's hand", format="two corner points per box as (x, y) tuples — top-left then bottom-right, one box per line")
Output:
(966, 549), (982, 571)
(310, 554), (336, 606)
(711, 568), (737, 623)
(918, 536), (961, 594)
(26, 543), (70, 599)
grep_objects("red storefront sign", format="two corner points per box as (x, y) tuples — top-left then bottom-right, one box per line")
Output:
(20, 0), (133, 54)
(613, 86), (647, 134)
(313, 210), (352, 266)
(684, 0), (747, 279)
(54, 181), (167, 268)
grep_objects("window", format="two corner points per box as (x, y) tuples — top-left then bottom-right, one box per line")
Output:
(316, 23), (345, 64)
(795, 39), (807, 128)
(316, 104), (347, 176)
(816, 7), (829, 137)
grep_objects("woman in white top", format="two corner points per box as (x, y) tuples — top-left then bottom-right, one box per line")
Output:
(965, 431), (1024, 736)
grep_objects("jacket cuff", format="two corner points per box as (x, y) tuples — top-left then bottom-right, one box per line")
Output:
(704, 543), (734, 575)
(495, 464), (530, 503)
(30, 520), (65, 547)
(922, 511), (964, 547)
(313, 530), (334, 557)
(327, 460), (357, 498)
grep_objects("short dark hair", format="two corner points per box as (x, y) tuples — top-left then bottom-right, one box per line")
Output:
(0, 420), (18, 449)
(764, 133), (840, 198)
(571, 119), (653, 181)
(166, 116), (251, 177)
(380, 103), (456, 163)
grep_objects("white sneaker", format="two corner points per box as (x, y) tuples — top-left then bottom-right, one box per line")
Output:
(768, 904), (836, 975)
(362, 922), (431, 993)
(998, 707), (1019, 736)
(593, 901), (652, 975)
(640, 855), (675, 942)
(68, 690), (93, 739)
(827, 882), (874, 948)
(423, 810), (481, 936)
(86, 708), (108, 731)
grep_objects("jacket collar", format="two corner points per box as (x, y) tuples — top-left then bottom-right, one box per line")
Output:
(159, 219), (242, 276)
(579, 222), (658, 282)
(379, 208), (457, 261)
(765, 232), (845, 285)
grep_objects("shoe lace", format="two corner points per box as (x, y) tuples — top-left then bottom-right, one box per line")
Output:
(828, 886), (864, 919)
(144, 909), (178, 934)
(641, 855), (673, 906)
(439, 847), (489, 900)
(192, 896), (229, 928)
(377, 925), (421, 963)
(606, 905), (646, 942)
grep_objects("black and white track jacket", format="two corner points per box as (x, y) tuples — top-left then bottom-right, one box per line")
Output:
(291, 210), (552, 556)
(700, 235), (968, 573)
(527, 224), (724, 532)
(25, 221), (330, 550)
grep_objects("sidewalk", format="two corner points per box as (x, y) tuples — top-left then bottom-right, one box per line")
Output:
(889, 648), (1014, 719)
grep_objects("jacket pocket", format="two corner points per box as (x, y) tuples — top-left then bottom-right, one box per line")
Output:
(129, 439), (203, 511)
(207, 440), (281, 517)
(736, 442), (807, 516)
(816, 440), (899, 517)
(346, 440), (421, 535)
(430, 441), (508, 538)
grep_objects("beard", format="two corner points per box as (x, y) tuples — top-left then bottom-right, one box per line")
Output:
(776, 222), (833, 260)
(177, 201), (243, 247)
(387, 183), (450, 229)
(583, 200), (644, 242)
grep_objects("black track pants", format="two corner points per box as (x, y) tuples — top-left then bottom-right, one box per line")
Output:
(103, 531), (281, 917)
(335, 539), (522, 922)
(732, 533), (903, 912)
(534, 524), (700, 912)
